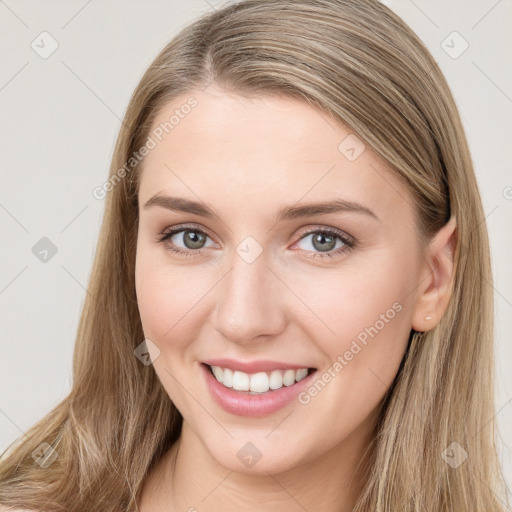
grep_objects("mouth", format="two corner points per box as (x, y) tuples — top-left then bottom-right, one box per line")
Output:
(200, 362), (318, 417)
(203, 363), (317, 394)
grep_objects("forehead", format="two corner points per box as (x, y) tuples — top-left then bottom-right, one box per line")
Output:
(138, 87), (414, 226)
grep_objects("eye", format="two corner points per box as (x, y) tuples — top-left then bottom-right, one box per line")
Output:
(292, 227), (356, 259)
(155, 224), (216, 257)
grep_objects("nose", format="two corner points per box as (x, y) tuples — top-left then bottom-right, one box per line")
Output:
(211, 252), (287, 345)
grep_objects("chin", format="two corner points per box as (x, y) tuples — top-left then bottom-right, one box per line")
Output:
(202, 435), (308, 476)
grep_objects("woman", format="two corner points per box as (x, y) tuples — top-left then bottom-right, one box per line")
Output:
(0, 0), (508, 510)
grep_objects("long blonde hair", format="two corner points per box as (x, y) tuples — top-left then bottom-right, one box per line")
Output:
(0, 1), (508, 510)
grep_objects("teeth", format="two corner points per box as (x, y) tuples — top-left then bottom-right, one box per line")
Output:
(223, 368), (233, 388)
(250, 372), (270, 392)
(269, 370), (282, 390)
(282, 369), (295, 386)
(209, 365), (310, 393)
(211, 365), (223, 383)
(296, 368), (308, 381)
(232, 371), (249, 391)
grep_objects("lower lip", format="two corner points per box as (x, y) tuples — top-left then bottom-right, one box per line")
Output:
(200, 363), (317, 417)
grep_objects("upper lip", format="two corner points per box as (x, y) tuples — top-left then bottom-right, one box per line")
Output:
(202, 358), (315, 374)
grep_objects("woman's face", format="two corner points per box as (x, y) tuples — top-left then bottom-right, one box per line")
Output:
(135, 86), (429, 474)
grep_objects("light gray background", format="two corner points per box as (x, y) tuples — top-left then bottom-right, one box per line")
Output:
(1, 0), (511, 502)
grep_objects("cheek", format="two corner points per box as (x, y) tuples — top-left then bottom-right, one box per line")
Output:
(291, 255), (414, 412)
(134, 253), (208, 409)
(291, 255), (414, 428)
(294, 258), (411, 351)
(135, 255), (171, 338)
(135, 250), (215, 349)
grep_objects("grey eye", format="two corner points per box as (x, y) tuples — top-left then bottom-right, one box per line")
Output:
(170, 230), (214, 250)
(296, 232), (345, 253)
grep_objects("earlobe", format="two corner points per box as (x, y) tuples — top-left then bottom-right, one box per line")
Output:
(412, 215), (457, 332)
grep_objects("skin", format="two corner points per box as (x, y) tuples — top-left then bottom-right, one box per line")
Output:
(134, 85), (457, 511)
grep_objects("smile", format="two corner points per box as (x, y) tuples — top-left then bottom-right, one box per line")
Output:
(200, 361), (318, 417)
(209, 365), (311, 393)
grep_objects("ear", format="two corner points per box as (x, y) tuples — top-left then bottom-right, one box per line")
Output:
(411, 215), (457, 332)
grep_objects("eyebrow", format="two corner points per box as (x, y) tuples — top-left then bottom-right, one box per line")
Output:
(143, 194), (379, 222)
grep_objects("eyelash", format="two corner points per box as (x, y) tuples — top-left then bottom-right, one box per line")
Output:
(155, 223), (356, 260)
